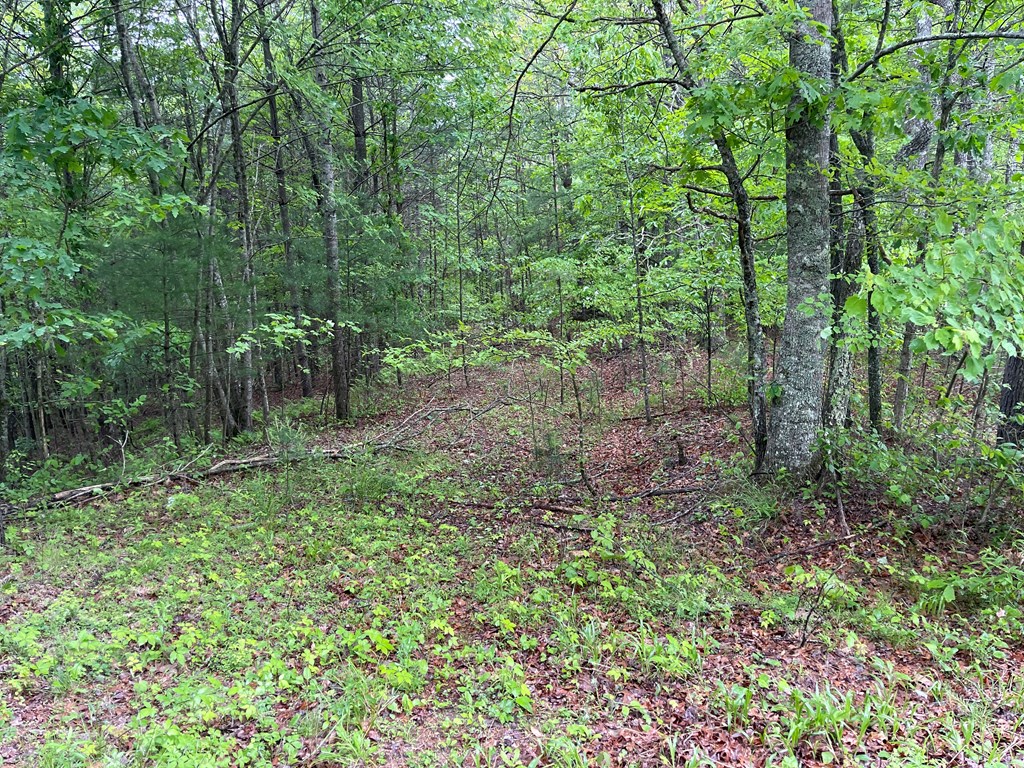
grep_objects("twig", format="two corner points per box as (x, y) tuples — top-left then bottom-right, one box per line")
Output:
(446, 499), (593, 532)
(746, 523), (884, 569)
(620, 408), (689, 421)
(448, 499), (588, 516)
(2, 444), (375, 526)
(798, 568), (837, 648)
(553, 485), (702, 503)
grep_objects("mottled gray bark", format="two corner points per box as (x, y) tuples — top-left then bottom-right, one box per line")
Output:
(767, 0), (833, 477)
(824, 211), (863, 429)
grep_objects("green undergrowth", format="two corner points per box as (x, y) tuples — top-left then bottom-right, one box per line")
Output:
(2, 451), (1023, 767)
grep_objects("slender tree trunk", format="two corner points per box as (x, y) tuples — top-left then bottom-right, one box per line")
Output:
(213, 0), (256, 432)
(766, 0), (832, 477)
(110, 0), (144, 130)
(651, 0), (768, 467)
(0, 339), (8, 480)
(998, 356), (1024, 447)
(628, 185), (652, 425)
(824, 209), (864, 429)
(36, 355), (49, 459)
(848, 130), (884, 431)
(351, 76), (368, 190)
(162, 273), (180, 449)
(998, 242), (1024, 445)
(893, 27), (959, 431)
(310, 0), (349, 420)
(259, 0), (312, 397)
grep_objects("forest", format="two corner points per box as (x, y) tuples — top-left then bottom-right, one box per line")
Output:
(1, 0), (1024, 764)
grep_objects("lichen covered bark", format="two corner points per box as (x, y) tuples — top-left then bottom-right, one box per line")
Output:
(767, 0), (833, 477)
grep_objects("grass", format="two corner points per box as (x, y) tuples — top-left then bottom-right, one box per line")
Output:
(3, 367), (1024, 766)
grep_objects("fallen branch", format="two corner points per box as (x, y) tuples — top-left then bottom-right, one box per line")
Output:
(447, 499), (588, 516)
(620, 408), (689, 422)
(0, 445), (367, 532)
(446, 499), (594, 532)
(553, 485), (702, 504)
(745, 522), (885, 569)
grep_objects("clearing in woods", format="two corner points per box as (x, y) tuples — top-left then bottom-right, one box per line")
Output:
(1, 356), (1023, 767)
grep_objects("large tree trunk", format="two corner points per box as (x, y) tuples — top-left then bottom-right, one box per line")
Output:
(766, 0), (832, 477)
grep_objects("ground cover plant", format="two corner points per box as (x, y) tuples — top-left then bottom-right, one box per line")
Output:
(3, 357), (1023, 767)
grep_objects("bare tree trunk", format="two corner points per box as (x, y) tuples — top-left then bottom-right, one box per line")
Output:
(351, 75), (369, 192)
(848, 130), (883, 431)
(766, 0), (832, 477)
(998, 356), (1024, 447)
(623, 151), (652, 424)
(998, 242), (1024, 445)
(259, 0), (312, 397)
(716, 139), (769, 468)
(110, 0), (144, 130)
(310, 0), (349, 420)
(823, 12), (858, 433)
(651, 0), (768, 467)
(824, 208), (864, 428)
(0, 340), (8, 480)
(347, 72), (369, 397)
(211, 0), (256, 432)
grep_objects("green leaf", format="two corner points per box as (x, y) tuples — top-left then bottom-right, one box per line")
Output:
(935, 210), (954, 237)
(843, 294), (867, 318)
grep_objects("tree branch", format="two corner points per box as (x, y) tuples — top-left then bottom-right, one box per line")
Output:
(849, 31), (1024, 81)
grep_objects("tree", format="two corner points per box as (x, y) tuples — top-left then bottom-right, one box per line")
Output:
(765, 0), (833, 477)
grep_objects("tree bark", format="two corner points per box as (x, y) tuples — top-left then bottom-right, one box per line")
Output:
(824, 207), (863, 429)
(651, 0), (768, 468)
(715, 137), (769, 469)
(766, 0), (833, 477)
(998, 356), (1024, 447)
(310, 0), (349, 420)
(849, 129), (883, 431)
(258, 0), (313, 397)
(213, 0), (255, 432)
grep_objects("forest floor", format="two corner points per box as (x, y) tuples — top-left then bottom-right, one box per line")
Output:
(2, 353), (1023, 767)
